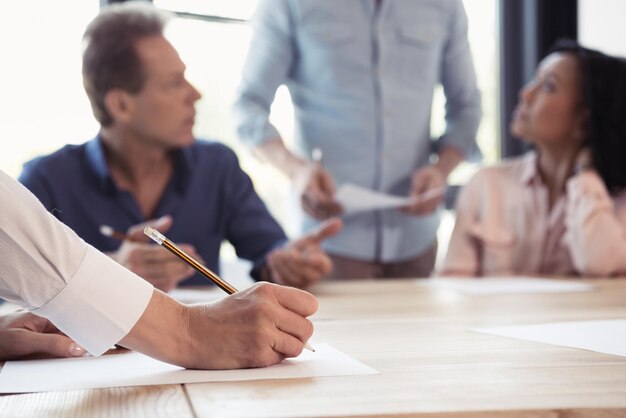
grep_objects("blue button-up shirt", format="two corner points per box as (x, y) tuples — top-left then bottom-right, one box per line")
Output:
(18, 137), (287, 285)
(234, 0), (481, 262)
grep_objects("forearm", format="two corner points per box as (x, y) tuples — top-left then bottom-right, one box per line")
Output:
(119, 289), (191, 367)
(566, 172), (626, 276)
(254, 138), (308, 181)
(435, 146), (464, 179)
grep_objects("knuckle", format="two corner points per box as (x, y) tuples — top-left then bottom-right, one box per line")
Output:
(253, 281), (274, 296)
(302, 319), (315, 340)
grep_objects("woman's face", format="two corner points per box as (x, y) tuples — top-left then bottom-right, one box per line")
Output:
(510, 52), (587, 147)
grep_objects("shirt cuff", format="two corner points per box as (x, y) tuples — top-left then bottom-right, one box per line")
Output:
(34, 246), (154, 356)
(237, 116), (281, 148)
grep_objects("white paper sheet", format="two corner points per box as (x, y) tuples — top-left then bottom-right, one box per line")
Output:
(335, 183), (444, 214)
(424, 277), (595, 295)
(474, 319), (626, 357)
(0, 343), (377, 393)
(168, 288), (224, 304)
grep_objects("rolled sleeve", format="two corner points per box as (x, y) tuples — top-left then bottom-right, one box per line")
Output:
(438, 0), (482, 161)
(35, 246), (154, 356)
(564, 171), (626, 276)
(233, 0), (295, 147)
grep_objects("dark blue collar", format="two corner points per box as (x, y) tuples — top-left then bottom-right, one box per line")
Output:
(85, 134), (196, 195)
(85, 135), (116, 192)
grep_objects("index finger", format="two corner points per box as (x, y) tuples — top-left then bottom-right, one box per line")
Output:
(270, 284), (319, 317)
(308, 217), (343, 243)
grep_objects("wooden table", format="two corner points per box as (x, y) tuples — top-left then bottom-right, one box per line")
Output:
(2, 278), (626, 417)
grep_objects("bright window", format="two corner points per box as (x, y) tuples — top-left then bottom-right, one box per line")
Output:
(0, 1), (100, 178)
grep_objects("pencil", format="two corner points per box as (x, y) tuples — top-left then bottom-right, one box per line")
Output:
(143, 226), (315, 352)
(99, 225), (130, 241)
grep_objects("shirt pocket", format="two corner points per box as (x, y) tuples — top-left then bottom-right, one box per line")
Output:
(304, 23), (354, 44)
(297, 22), (357, 89)
(394, 24), (445, 85)
(466, 221), (516, 275)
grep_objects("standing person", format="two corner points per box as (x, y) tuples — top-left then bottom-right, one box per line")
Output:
(234, 0), (482, 279)
(0, 169), (317, 367)
(441, 41), (626, 277)
(19, 1), (340, 292)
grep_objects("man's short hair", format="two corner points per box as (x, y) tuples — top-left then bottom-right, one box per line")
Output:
(82, 1), (171, 126)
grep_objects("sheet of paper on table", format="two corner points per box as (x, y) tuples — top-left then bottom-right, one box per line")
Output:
(167, 287), (225, 304)
(473, 319), (626, 358)
(424, 277), (595, 295)
(0, 343), (378, 393)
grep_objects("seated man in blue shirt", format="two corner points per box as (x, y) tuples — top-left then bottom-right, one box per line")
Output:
(19, 2), (340, 291)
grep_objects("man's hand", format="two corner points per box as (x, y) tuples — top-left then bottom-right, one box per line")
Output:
(267, 218), (342, 288)
(253, 138), (343, 220)
(402, 165), (447, 215)
(110, 215), (201, 292)
(0, 312), (86, 360)
(120, 282), (318, 369)
(295, 164), (343, 220)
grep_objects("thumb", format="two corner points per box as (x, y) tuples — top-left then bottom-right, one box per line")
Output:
(13, 330), (86, 358)
(126, 215), (173, 242)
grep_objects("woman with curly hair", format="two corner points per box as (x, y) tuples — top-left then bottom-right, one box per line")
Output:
(442, 40), (626, 277)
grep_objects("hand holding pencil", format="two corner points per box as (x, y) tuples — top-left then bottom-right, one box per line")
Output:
(145, 226), (317, 352)
(296, 148), (343, 220)
(100, 215), (202, 292)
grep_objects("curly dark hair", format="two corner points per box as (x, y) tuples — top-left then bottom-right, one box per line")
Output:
(82, 1), (171, 126)
(549, 39), (626, 194)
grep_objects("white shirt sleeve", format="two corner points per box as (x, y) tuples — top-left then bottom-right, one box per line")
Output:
(0, 170), (153, 356)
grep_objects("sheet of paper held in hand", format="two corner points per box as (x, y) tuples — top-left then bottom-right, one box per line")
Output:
(474, 319), (626, 358)
(424, 277), (595, 295)
(0, 343), (377, 393)
(335, 183), (445, 215)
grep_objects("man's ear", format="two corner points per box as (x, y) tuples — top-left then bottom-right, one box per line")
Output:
(103, 88), (134, 123)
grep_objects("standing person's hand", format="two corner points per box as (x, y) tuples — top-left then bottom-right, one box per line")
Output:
(402, 165), (447, 215)
(110, 215), (201, 292)
(266, 218), (342, 288)
(0, 312), (86, 360)
(120, 282), (319, 369)
(295, 164), (343, 220)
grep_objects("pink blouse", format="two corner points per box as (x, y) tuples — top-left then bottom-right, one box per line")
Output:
(441, 152), (626, 277)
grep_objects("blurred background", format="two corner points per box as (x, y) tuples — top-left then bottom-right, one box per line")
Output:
(1, 0), (623, 268)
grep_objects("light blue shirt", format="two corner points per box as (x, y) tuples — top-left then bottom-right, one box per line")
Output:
(234, 0), (481, 262)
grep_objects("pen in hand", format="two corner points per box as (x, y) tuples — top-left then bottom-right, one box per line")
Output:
(144, 226), (315, 352)
(312, 147), (333, 220)
(312, 147), (323, 169)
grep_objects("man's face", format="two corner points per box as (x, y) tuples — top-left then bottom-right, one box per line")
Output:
(125, 35), (201, 150)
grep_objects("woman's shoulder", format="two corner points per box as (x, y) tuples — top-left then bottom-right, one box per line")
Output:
(467, 155), (530, 187)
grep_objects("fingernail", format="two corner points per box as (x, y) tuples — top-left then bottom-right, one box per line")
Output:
(68, 343), (86, 357)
